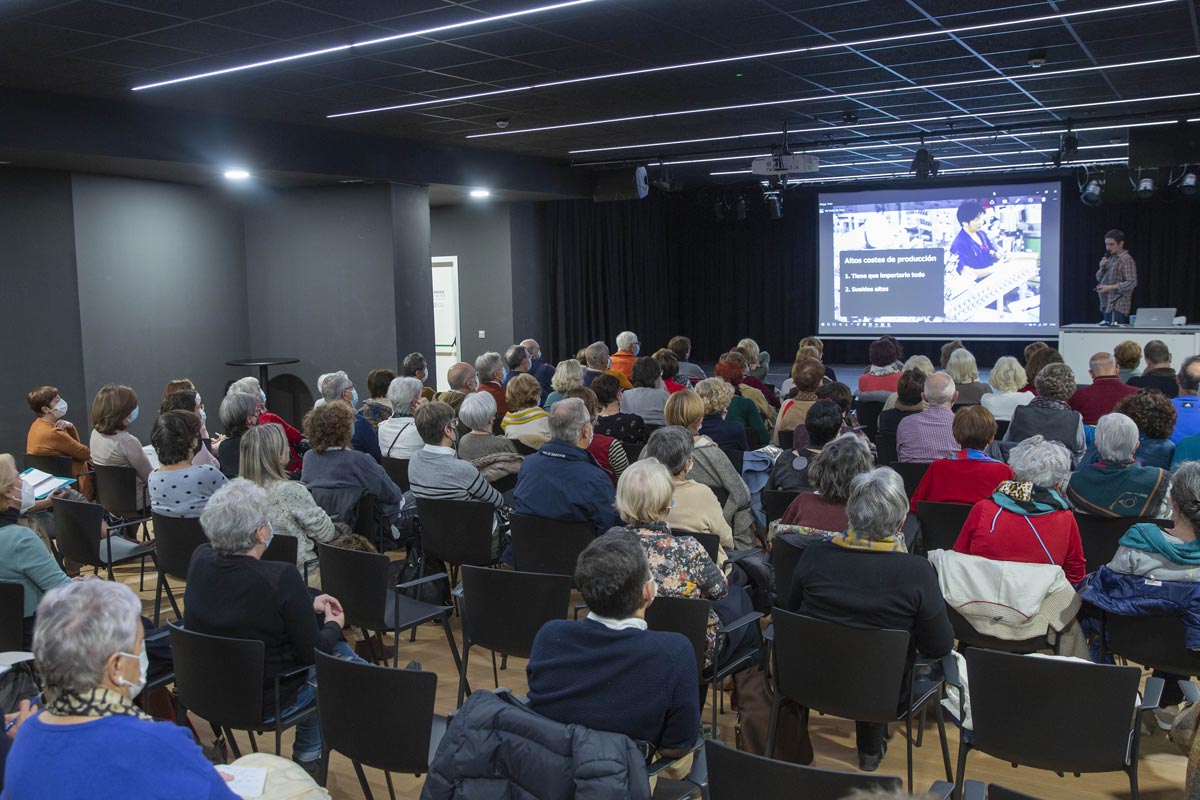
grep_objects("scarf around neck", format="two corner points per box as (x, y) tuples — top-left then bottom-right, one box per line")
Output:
(1120, 522), (1200, 566)
(992, 480), (1068, 516)
(47, 687), (153, 721)
(829, 528), (907, 553)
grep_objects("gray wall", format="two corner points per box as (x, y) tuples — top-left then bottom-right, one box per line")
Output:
(0, 170), (87, 458)
(508, 202), (552, 358)
(72, 174), (249, 441)
(391, 183), (436, 373)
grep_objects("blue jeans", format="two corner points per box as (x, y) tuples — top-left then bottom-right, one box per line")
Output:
(266, 640), (364, 763)
(1103, 309), (1129, 325)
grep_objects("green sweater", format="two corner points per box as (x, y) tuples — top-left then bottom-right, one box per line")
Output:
(726, 394), (770, 448)
(0, 523), (71, 616)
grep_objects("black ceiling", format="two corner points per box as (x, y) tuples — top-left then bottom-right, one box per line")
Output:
(2, 0), (1199, 186)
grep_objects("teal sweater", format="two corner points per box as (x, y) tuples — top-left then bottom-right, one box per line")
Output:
(0, 523), (71, 616)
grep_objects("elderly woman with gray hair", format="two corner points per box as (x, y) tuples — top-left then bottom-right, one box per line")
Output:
(227, 376), (303, 471)
(783, 467), (953, 771)
(1066, 413), (1172, 519)
(779, 432), (874, 535)
(377, 376), (426, 460)
(457, 391), (519, 462)
(1001, 362), (1085, 464)
(642, 426), (733, 563)
(216, 391), (260, 479)
(955, 435), (1086, 584)
(184, 479), (363, 775)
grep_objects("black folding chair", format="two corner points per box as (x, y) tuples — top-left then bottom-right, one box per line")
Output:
(916, 501), (973, 555)
(456, 565), (571, 706)
(875, 432), (897, 466)
(776, 428), (794, 451)
(381, 457), (410, 491)
(92, 464), (150, 538)
(769, 534), (811, 606)
(489, 473), (518, 495)
(1104, 612), (1200, 677)
(509, 513), (594, 580)
(624, 442), (644, 461)
(890, 462), (931, 499)
(953, 648), (1158, 800)
(415, 498), (500, 586)
(762, 489), (800, 526)
(705, 740), (903, 800)
(853, 400), (885, 442)
(0, 583), (25, 652)
(722, 448), (745, 475)
(150, 513), (208, 625)
(52, 497), (155, 586)
(645, 594), (762, 736)
(316, 542), (460, 669)
(673, 530), (722, 562)
(22, 453), (74, 478)
(261, 533), (298, 566)
(315, 650), (446, 796)
(766, 610), (952, 792)
(1073, 514), (1167, 574)
(169, 623), (316, 759)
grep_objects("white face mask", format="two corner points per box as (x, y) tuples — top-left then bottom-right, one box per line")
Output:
(19, 480), (36, 514)
(127, 406), (139, 424)
(52, 398), (68, 418)
(117, 649), (149, 698)
(199, 408), (207, 428)
(195, 392), (202, 406)
(259, 388), (267, 404)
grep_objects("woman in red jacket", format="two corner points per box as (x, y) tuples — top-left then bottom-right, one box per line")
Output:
(954, 434), (1086, 584)
(909, 406), (1013, 513)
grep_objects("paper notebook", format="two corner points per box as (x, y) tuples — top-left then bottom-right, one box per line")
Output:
(19, 468), (75, 500)
(215, 766), (267, 799)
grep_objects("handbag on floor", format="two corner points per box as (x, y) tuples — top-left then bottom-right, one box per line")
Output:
(732, 667), (812, 765)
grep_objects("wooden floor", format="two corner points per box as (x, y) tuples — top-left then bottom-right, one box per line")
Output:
(111, 557), (1188, 800)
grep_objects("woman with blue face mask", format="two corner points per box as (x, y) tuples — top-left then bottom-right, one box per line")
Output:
(89, 384), (154, 510)
(227, 376), (304, 473)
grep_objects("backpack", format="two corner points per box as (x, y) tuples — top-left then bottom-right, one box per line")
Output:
(726, 548), (776, 614)
(396, 534), (451, 607)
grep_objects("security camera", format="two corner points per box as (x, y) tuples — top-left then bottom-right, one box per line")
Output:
(1027, 50), (1046, 68)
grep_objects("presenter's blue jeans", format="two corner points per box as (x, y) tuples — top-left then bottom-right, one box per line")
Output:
(1103, 309), (1129, 325)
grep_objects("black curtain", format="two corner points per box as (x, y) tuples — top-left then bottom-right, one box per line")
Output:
(543, 179), (1200, 368)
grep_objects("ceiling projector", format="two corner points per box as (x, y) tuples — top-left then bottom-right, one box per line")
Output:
(750, 153), (819, 176)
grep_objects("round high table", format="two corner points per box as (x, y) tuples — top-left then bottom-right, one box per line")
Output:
(225, 357), (299, 406)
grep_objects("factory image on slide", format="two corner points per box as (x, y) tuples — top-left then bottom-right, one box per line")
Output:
(830, 193), (1044, 325)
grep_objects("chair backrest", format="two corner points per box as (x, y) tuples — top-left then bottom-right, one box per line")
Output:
(0, 583), (25, 652)
(711, 485), (731, 507)
(853, 400), (885, 441)
(308, 485), (365, 529)
(23, 453), (73, 477)
(776, 428), (794, 451)
(92, 464), (143, 518)
(722, 448), (745, 475)
(460, 566), (571, 658)
(993, 419), (1010, 440)
(169, 623), (266, 729)
(770, 535), (810, 602)
(644, 595), (710, 676)
(509, 514), (594, 577)
(673, 530), (721, 562)
(1074, 514), (1164, 574)
(489, 473), (519, 495)
(51, 497), (104, 566)
(354, 492), (382, 543)
(965, 648), (1141, 774)
(623, 442), (644, 462)
(771, 609), (911, 723)
(382, 457), (411, 491)
(874, 432), (897, 466)
(988, 785), (1042, 800)
(915, 501), (973, 554)
(946, 606), (1048, 654)
(316, 542), (391, 631)
(1106, 613), (1200, 677)
(151, 513), (208, 581)
(705, 740), (901, 800)
(261, 533), (299, 566)
(416, 498), (497, 567)
(889, 461), (930, 498)
(762, 489), (800, 525)
(315, 650), (438, 774)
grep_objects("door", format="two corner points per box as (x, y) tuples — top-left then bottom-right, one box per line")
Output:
(431, 256), (461, 392)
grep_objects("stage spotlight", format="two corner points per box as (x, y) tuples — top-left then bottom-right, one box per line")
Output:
(734, 195), (748, 221)
(1136, 176), (1156, 199)
(764, 191), (783, 219)
(910, 147), (938, 178)
(1080, 178), (1103, 207)
(1180, 170), (1197, 196)
(1053, 130), (1079, 167)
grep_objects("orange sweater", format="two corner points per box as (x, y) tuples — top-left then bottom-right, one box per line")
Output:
(609, 350), (637, 381)
(27, 418), (94, 498)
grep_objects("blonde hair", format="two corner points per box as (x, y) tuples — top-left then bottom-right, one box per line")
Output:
(551, 359), (583, 393)
(615, 458), (673, 524)
(506, 373), (542, 412)
(665, 389), (705, 430)
(902, 355), (934, 376)
(797, 336), (824, 356)
(239, 424), (290, 485)
(695, 377), (734, 415)
(796, 345), (821, 362)
(0, 454), (17, 513)
(737, 338), (760, 367)
(989, 356), (1026, 393)
(946, 348), (979, 384)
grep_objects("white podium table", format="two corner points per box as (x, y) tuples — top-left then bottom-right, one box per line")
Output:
(1058, 325), (1200, 385)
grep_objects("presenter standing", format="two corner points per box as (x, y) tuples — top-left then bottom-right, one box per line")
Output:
(1096, 229), (1137, 326)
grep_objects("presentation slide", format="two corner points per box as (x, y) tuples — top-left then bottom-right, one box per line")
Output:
(817, 182), (1061, 338)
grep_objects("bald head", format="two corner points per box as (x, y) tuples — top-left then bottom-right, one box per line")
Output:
(1089, 351), (1117, 377)
(1180, 356), (1200, 394)
(923, 372), (958, 407)
(520, 339), (542, 361)
(446, 362), (477, 392)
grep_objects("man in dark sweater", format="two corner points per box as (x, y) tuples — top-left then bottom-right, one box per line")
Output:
(184, 478), (361, 774)
(784, 467), (953, 772)
(1069, 352), (1137, 425)
(1128, 340), (1179, 398)
(527, 530), (699, 757)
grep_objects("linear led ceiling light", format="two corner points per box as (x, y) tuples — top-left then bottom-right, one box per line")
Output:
(328, 0), (1180, 118)
(568, 91), (1200, 155)
(467, 54), (1198, 139)
(131, 0), (598, 91)
(753, 157), (1128, 186)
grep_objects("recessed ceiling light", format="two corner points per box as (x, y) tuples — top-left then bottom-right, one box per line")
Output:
(223, 169), (251, 181)
(469, 189), (491, 198)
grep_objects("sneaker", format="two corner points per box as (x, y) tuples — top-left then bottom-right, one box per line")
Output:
(858, 741), (887, 772)
(294, 756), (321, 781)
(1154, 705), (1180, 731)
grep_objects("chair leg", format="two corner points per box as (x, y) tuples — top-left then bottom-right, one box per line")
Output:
(153, 572), (165, 627)
(935, 699), (952, 781)
(952, 741), (971, 800)
(441, 615), (464, 672)
(352, 761), (375, 800)
(138, 554), (146, 591)
(764, 691), (782, 758)
(500, 653), (508, 672)
(711, 671), (719, 737)
(384, 769), (396, 800)
(1128, 763), (1140, 800)
(360, 626), (378, 665)
(225, 727), (243, 759)
(248, 729), (259, 753)
(915, 706), (926, 747)
(457, 644), (472, 709)
(319, 747), (330, 788)
(905, 712), (914, 793)
(491, 651), (499, 688)
(164, 581), (181, 622)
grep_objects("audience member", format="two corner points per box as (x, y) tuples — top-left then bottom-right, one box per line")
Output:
(159, 389), (223, 471)
(728, 348), (779, 407)
(583, 341), (633, 390)
(1024, 341), (1050, 364)
(712, 361), (771, 447)
(909, 406), (1013, 512)
(502, 373), (552, 447)
(767, 400), (842, 492)
(946, 348), (991, 405)
(1066, 413), (1171, 519)
(90, 384), (153, 507)
(669, 335), (706, 384)
(695, 378), (749, 453)
(148, 410), (226, 518)
(621, 356), (670, 426)
(400, 352), (435, 402)
(653, 348), (687, 393)
(783, 467), (953, 771)
(358, 368), (396, 430)
(378, 376), (425, 460)
(475, 352), (509, 418)
(940, 339), (964, 370)
(877, 369), (927, 436)
(1087, 389), (1177, 469)
(609, 331), (640, 380)
(955, 436), (1086, 584)
(520, 338), (556, 398)
(857, 337), (902, 398)
(564, 387), (630, 485)
(317, 372), (381, 462)
(512, 398), (620, 534)
(1069, 352), (1138, 425)
(1128, 339), (1178, 397)
(1170, 356), (1200, 444)
(642, 426), (733, 561)
(227, 376), (303, 469)
(501, 344), (532, 389)
(896, 372), (959, 462)
(301, 401), (404, 520)
(980, 356), (1034, 421)
(4, 581), (246, 799)
(240, 424), (336, 587)
(1114, 340), (1143, 382)
(797, 335), (837, 382)
(216, 391), (259, 480)
(1003, 362), (1085, 463)
(526, 530), (699, 758)
(543, 358), (583, 410)
(880, 355), (935, 412)
(664, 389), (754, 549)
(409, 402), (505, 559)
(815, 381), (857, 434)
(185, 479), (362, 775)
(592, 373), (650, 445)
(775, 357), (825, 444)
(780, 432), (873, 533)
(457, 392), (519, 461)
(26, 384), (92, 494)
(1021, 346), (1064, 394)
(435, 362), (477, 436)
